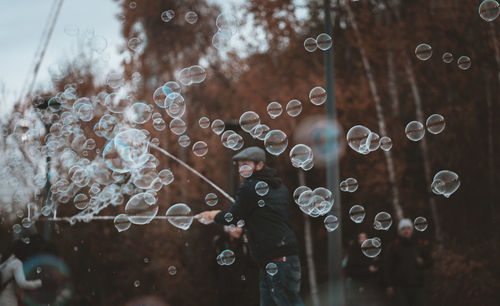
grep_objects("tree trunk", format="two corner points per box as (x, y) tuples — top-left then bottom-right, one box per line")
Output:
(387, 50), (400, 117)
(345, 2), (404, 221)
(403, 56), (444, 248)
(484, 71), (495, 226)
(298, 170), (320, 306)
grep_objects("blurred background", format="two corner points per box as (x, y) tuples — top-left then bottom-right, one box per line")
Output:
(0, 0), (499, 305)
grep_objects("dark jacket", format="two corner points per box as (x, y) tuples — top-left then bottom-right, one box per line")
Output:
(345, 241), (381, 281)
(384, 236), (432, 288)
(214, 168), (299, 266)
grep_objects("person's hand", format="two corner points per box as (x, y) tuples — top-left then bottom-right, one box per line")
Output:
(386, 287), (394, 297)
(33, 279), (42, 288)
(194, 210), (220, 225)
(416, 256), (424, 266)
(368, 265), (378, 273)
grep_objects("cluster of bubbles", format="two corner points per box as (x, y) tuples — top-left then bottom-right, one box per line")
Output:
(405, 114), (445, 142)
(431, 170), (460, 198)
(293, 186), (334, 218)
(415, 43), (471, 70)
(289, 144), (314, 171)
(347, 125), (391, 154)
(304, 33), (333, 52)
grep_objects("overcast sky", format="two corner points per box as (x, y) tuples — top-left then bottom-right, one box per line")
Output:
(0, 0), (125, 114)
(0, 0), (244, 116)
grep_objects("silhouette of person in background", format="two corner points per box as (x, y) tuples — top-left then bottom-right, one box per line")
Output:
(0, 227), (43, 306)
(344, 232), (384, 306)
(213, 225), (258, 306)
(384, 219), (432, 306)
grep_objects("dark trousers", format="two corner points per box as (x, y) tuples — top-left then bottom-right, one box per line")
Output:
(259, 255), (304, 306)
(395, 287), (424, 306)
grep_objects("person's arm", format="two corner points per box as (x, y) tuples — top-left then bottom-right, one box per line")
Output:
(196, 181), (257, 225)
(11, 259), (42, 290)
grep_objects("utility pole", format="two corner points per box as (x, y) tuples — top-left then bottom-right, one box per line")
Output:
(324, 0), (345, 305)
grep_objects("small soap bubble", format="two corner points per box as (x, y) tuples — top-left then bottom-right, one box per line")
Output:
(405, 121), (425, 141)
(265, 262), (278, 276)
(324, 215), (339, 232)
(349, 205), (365, 223)
(415, 43), (432, 61)
(414, 216), (428, 231)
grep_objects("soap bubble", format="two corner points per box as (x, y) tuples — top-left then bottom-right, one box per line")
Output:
(479, 0), (500, 22)
(125, 193), (158, 225)
(153, 118), (166, 131)
(224, 213), (233, 223)
(239, 111), (260, 132)
(158, 169), (174, 185)
(264, 130), (288, 156)
(316, 33), (332, 51)
(267, 102), (282, 119)
(367, 132), (381, 151)
(414, 216), (428, 232)
(286, 99), (302, 117)
(127, 102), (152, 124)
(324, 215), (339, 232)
(304, 37), (317, 52)
(114, 214), (131, 232)
(205, 193), (218, 206)
(361, 238), (382, 258)
(426, 114), (445, 134)
(340, 178), (358, 192)
(405, 121), (425, 141)
(199, 117), (210, 128)
(293, 186), (311, 205)
(238, 164), (253, 178)
(169, 118), (187, 135)
(432, 170), (460, 198)
(74, 193), (89, 210)
(289, 144), (313, 168)
(379, 136), (393, 151)
(347, 125), (371, 153)
(212, 31), (232, 51)
(165, 203), (193, 230)
(114, 129), (150, 165)
(216, 13), (237, 35)
(161, 10), (175, 22)
(442, 52), (453, 64)
(128, 37), (145, 53)
(211, 119), (225, 135)
(457, 56), (471, 70)
(373, 212), (392, 231)
(217, 250), (236, 265)
(309, 86), (327, 105)
(258, 199), (265, 207)
(185, 11), (198, 24)
(349, 205), (365, 223)
(415, 43), (432, 61)
(178, 135), (191, 147)
(133, 280), (140, 288)
(265, 262), (278, 276)
(168, 266), (177, 275)
(192, 141), (208, 157)
(255, 181), (269, 196)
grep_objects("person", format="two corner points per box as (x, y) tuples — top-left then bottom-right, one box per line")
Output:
(196, 146), (303, 306)
(0, 229), (43, 306)
(384, 219), (432, 306)
(213, 225), (258, 306)
(345, 232), (384, 306)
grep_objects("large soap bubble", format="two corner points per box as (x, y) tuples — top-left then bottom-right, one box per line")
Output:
(432, 170), (460, 198)
(264, 130), (288, 156)
(125, 193), (159, 225)
(166, 203), (193, 230)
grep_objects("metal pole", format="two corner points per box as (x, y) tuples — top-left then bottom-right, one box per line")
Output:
(324, 0), (345, 305)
